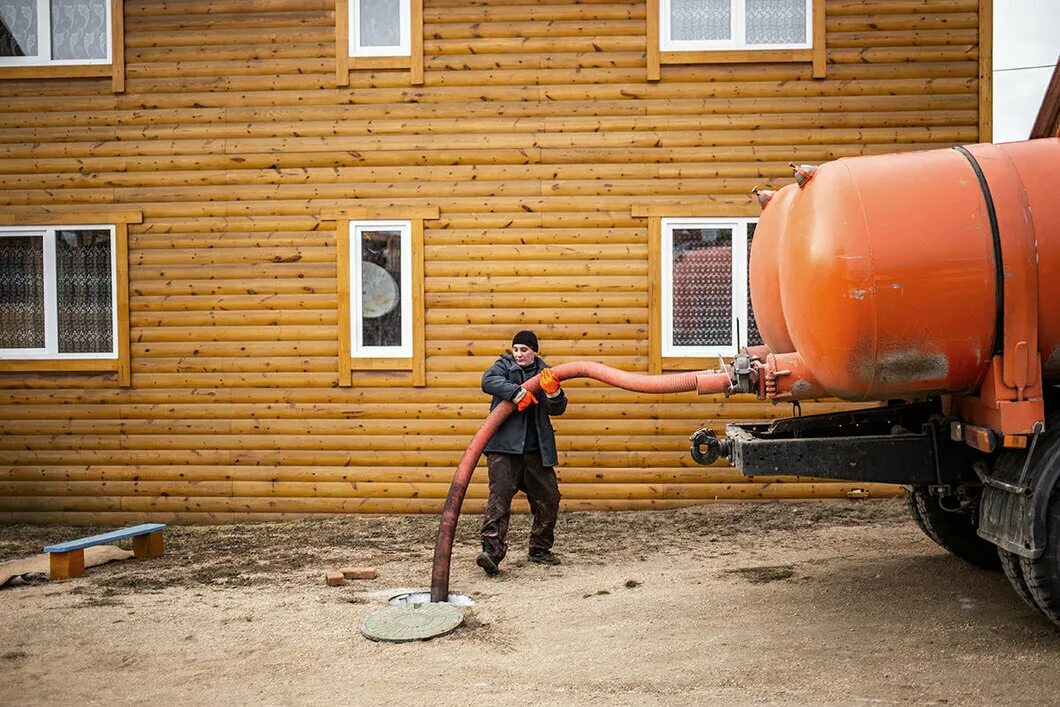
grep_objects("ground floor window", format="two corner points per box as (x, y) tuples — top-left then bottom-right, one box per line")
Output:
(661, 217), (762, 358)
(349, 220), (413, 359)
(0, 225), (117, 359)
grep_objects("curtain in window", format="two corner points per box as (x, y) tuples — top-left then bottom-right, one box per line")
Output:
(0, 0), (37, 57)
(671, 228), (733, 347)
(359, 0), (400, 48)
(746, 223), (763, 346)
(746, 0), (806, 45)
(50, 0), (107, 60)
(0, 236), (45, 349)
(670, 0), (730, 42)
(360, 229), (403, 347)
(56, 230), (113, 353)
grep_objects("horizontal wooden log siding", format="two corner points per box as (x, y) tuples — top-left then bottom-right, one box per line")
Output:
(0, 0), (986, 523)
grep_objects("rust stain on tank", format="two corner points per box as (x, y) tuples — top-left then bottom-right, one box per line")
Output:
(875, 352), (949, 385)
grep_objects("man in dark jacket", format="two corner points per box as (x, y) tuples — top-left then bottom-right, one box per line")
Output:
(476, 330), (568, 575)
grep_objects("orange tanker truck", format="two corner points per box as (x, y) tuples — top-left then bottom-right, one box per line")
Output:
(689, 136), (1060, 624)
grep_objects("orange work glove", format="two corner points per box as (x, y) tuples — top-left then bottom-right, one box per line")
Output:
(539, 368), (561, 396)
(514, 387), (538, 412)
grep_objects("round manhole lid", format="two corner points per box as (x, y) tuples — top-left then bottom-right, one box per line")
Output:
(361, 602), (464, 643)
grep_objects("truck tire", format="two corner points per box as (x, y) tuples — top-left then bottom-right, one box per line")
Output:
(1019, 487), (1060, 626)
(999, 549), (1039, 610)
(905, 486), (1002, 571)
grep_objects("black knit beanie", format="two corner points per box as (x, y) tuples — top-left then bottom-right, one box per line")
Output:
(512, 330), (539, 352)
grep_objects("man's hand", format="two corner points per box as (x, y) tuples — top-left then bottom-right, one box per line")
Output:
(539, 368), (561, 397)
(513, 387), (538, 412)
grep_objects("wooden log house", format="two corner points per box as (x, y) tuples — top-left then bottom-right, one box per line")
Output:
(0, 0), (992, 523)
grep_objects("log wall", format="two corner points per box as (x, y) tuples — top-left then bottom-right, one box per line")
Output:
(0, 0), (986, 523)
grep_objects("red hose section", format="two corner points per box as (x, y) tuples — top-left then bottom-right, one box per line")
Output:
(429, 361), (732, 602)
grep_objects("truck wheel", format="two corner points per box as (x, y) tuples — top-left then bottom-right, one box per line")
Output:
(905, 486), (1002, 571)
(999, 549), (1039, 610)
(1019, 487), (1060, 626)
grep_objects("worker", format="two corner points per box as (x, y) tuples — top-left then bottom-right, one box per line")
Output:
(476, 330), (568, 575)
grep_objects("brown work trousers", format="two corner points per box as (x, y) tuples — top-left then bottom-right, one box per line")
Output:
(480, 452), (560, 562)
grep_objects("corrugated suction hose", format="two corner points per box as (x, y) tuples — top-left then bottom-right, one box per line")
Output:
(429, 361), (733, 602)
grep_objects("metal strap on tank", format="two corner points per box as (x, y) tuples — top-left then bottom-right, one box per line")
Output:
(953, 145), (1005, 356)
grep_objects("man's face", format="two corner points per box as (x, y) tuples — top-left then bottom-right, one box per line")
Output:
(512, 344), (536, 366)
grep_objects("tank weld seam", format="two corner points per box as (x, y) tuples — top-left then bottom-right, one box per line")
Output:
(953, 145), (1005, 357)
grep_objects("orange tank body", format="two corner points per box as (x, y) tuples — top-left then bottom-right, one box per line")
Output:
(750, 137), (1060, 402)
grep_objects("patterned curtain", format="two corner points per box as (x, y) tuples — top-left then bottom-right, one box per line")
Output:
(55, 230), (113, 353)
(671, 228), (733, 347)
(360, 230), (403, 348)
(50, 0), (107, 60)
(0, 236), (45, 349)
(359, 0), (400, 48)
(746, 223), (763, 346)
(0, 0), (38, 57)
(670, 0), (730, 42)
(746, 0), (806, 44)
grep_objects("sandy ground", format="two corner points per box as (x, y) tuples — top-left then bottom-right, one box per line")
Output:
(2, 499), (1059, 705)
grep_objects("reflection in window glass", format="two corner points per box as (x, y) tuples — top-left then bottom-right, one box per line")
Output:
(0, 0), (38, 57)
(56, 229), (113, 353)
(359, 0), (400, 48)
(671, 227), (733, 348)
(0, 236), (45, 349)
(360, 229), (403, 348)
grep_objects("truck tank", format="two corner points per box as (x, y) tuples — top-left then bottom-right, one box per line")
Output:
(749, 138), (1060, 405)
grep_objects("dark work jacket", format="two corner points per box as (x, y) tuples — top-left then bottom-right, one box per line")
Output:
(481, 354), (568, 467)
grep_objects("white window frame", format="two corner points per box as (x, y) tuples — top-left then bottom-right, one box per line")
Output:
(0, 0), (113, 67)
(349, 0), (411, 58)
(661, 217), (757, 358)
(660, 0), (812, 53)
(350, 220), (412, 359)
(0, 224), (118, 360)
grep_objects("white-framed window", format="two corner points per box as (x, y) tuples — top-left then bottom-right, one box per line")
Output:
(660, 0), (812, 52)
(661, 217), (762, 358)
(350, 220), (412, 358)
(0, 0), (112, 67)
(349, 0), (410, 58)
(0, 225), (118, 359)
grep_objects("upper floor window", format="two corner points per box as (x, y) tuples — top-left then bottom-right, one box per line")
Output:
(0, 0), (112, 66)
(661, 0), (811, 52)
(350, 0), (410, 58)
(0, 225), (117, 359)
(661, 217), (762, 358)
(350, 220), (412, 359)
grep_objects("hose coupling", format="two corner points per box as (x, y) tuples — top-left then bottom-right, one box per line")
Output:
(689, 428), (730, 465)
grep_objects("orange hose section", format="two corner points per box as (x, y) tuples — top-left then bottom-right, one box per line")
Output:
(430, 361), (733, 602)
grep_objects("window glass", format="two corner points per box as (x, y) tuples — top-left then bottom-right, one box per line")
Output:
(746, 222), (763, 347)
(359, 0), (401, 48)
(0, 235), (45, 349)
(745, 0), (806, 45)
(56, 229), (113, 353)
(671, 227), (733, 348)
(359, 228), (403, 349)
(0, 0), (38, 58)
(670, 0), (730, 42)
(50, 0), (107, 61)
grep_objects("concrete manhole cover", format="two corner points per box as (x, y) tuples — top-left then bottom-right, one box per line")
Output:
(361, 603), (464, 643)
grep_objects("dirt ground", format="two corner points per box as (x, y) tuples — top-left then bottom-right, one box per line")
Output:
(2, 499), (1059, 705)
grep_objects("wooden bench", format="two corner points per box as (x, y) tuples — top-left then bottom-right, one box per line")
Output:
(43, 523), (166, 580)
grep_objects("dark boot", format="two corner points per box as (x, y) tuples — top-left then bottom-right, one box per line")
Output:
(528, 549), (561, 565)
(476, 550), (500, 576)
